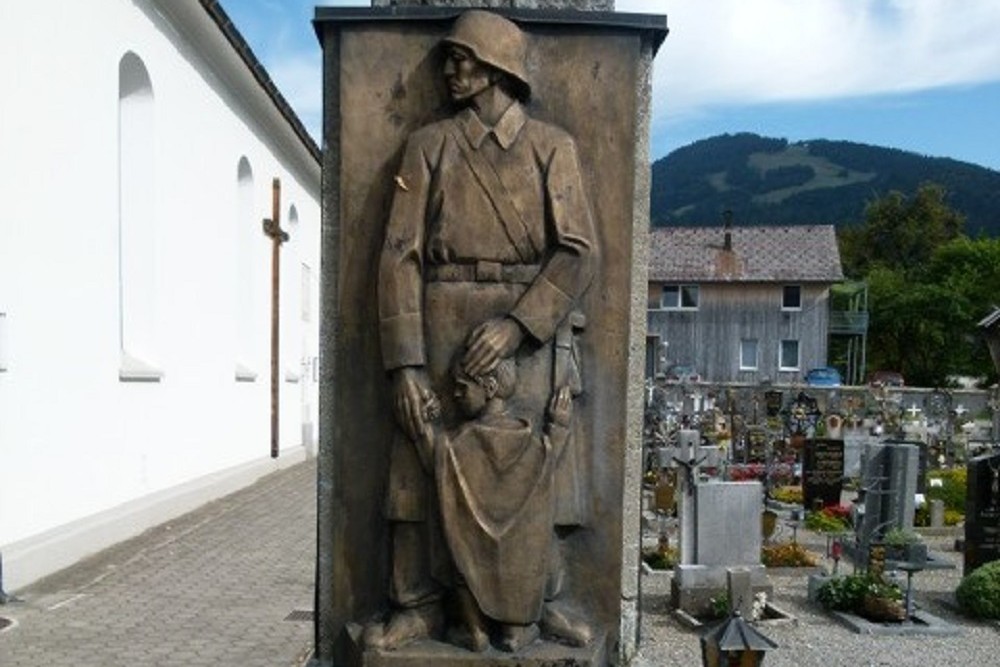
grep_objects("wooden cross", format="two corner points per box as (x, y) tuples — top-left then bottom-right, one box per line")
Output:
(262, 177), (289, 459)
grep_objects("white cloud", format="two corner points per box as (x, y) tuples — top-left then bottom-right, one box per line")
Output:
(242, 0), (1000, 147)
(620, 0), (1000, 122)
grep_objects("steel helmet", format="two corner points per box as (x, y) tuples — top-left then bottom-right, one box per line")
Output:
(441, 11), (531, 101)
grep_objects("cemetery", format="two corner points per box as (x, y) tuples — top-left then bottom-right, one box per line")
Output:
(5, 3), (1000, 667)
(639, 374), (1000, 661)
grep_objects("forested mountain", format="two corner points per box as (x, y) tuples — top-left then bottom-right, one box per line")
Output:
(651, 133), (1000, 236)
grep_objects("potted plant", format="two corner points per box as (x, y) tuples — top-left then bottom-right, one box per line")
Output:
(861, 576), (907, 622)
(816, 572), (907, 622)
(882, 527), (927, 565)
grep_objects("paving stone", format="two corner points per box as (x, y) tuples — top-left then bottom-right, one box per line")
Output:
(0, 460), (316, 667)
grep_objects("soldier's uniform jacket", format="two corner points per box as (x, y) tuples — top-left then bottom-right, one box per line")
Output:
(379, 101), (597, 371)
(378, 100), (596, 528)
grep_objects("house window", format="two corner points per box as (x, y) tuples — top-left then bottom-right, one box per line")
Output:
(739, 339), (758, 370)
(782, 285), (802, 310)
(661, 284), (699, 310)
(779, 339), (800, 370)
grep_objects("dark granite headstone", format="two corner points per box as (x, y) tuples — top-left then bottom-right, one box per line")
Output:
(886, 439), (928, 494)
(964, 453), (1000, 575)
(803, 439), (845, 509)
(857, 443), (918, 556)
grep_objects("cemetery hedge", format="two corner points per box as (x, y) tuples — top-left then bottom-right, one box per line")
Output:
(956, 560), (1000, 619)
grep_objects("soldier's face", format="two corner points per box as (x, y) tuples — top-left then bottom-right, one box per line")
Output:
(443, 45), (492, 103)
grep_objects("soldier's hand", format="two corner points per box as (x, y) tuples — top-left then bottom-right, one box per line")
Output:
(392, 367), (430, 441)
(463, 317), (524, 376)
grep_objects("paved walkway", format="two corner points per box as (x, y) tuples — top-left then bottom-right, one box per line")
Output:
(0, 460), (316, 667)
(3, 460), (998, 667)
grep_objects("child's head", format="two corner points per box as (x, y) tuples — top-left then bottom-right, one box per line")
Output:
(452, 356), (517, 416)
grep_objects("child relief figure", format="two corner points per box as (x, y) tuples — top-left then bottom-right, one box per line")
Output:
(417, 356), (573, 653)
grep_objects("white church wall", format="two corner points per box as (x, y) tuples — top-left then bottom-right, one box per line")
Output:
(0, 1), (320, 589)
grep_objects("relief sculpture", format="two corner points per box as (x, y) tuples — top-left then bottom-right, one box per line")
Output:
(367, 9), (599, 654)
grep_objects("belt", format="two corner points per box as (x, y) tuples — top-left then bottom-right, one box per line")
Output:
(426, 261), (540, 284)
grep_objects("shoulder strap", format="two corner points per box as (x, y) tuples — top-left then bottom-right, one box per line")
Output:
(447, 124), (539, 262)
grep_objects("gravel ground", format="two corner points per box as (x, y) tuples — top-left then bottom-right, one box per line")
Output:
(633, 530), (1000, 667)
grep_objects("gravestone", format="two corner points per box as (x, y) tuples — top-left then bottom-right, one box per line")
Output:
(842, 431), (873, 478)
(964, 453), (1000, 574)
(672, 480), (770, 616)
(886, 439), (929, 494)
(312, 6), (666, 667)
(802, 438), (845, 510)
(856, 443), (919, 557)
(930, 499), (945, 528)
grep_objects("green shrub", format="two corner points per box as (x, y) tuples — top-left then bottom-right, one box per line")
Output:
(915, 505), (964, 527)
(708, 593), (730, 619)
(926, 468), (967, 512)
(817, 573), (871, 612)
(817, 572), (902, 613)
(642, 545), (678, 570)
(883, 527), (921, 547)
(956, 560), (1000, 619)
(945, 509), (964, 526)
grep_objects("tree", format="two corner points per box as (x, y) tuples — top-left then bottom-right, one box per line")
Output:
(840, 182), (965, 278)
(838, 183), (1000, 386)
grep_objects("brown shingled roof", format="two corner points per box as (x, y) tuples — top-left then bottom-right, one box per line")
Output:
(648, 225), (844, 283)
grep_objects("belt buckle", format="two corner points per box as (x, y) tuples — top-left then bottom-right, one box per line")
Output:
(475, 260), (502, 282)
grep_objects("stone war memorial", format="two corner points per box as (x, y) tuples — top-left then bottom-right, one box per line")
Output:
(311, 4), (666, 666)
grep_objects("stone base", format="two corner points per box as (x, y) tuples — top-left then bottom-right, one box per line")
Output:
(829, 608), (961, 636)
(343, 625), (609, 667)
(670, 565), (772, 617)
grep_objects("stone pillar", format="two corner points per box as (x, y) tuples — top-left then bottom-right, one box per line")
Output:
(313, 6), (665, 667)
(373, 0), (614, 8)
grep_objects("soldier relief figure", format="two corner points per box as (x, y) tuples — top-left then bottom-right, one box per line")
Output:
(367, 10), (598, 654)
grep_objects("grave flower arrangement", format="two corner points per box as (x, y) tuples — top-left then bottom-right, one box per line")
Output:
(881, 527), (928, 564)
(805, 504), (851, 533)
(761, 541), (820, 568)
(770, 485), (804, 505)
(816, 572), (905, 622)
(706, 592), (771, 621)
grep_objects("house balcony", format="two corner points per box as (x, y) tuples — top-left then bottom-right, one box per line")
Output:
(829, 310), (869, 335)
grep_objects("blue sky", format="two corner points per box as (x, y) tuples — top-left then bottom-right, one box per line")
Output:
(220, 0), (1000, 171)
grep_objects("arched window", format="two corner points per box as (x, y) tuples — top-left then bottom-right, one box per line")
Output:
(287, 204), (302, 320)
(235, 157), (257, 381)
(118, 52), (161, 381)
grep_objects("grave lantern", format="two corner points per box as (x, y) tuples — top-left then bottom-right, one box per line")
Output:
(699, 611), (777, 667)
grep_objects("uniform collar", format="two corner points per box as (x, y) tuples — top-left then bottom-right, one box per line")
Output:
(456, 102), (527, 151)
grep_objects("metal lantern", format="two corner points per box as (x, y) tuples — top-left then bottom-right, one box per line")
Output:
(700, 611), (778, 667)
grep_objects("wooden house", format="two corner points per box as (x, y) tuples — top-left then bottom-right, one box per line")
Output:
(647, 224), (844, 383)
